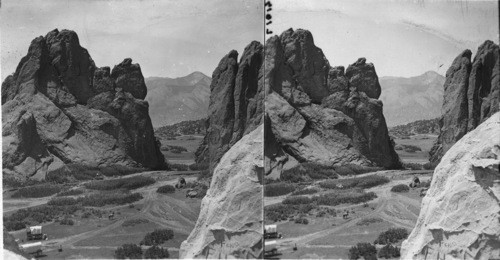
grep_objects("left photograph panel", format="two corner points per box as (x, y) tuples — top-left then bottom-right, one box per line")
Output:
(1, 0), (264, 259)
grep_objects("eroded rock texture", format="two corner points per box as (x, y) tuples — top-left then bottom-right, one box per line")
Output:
(265, 28), (401, 177)
(401, 112), (500, 259)
(430, 41), (499, 163)
(180, 125), (263, 259)
(194, 41), (264, 172)
(2, 29), (166, 180)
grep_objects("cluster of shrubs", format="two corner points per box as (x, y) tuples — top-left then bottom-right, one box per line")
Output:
(265, 203), (315, 223)
(264, 182), (296, 197)
(356, 217), (383, 226)
(423, 162), (438, 170)
(374, 228), (409, 245)
(390, 184), (410, 193)
(167, 145), (188, 153)
(312, 190), (377, 206)
(189, 162), (209, 171)
(282, 196), (312, 205)
(294, 217), (309, 224)
(59, 218), (75, 226)
(281, 163), (339, 182)
(84, 176), (155, 190)
(56, 188), (85, 197)
(169, 163), (189, 171)
(319, 175), (390, 190)
(114, 244), (170, 259)
(140, 229), (174, 246)
(156, 185), (176, 194)
(11, 184), (63, 198)
(122, 218), (149, 227)
(348, 242), (402, 259)
(348, 243), (377, 260)
(4, 204), (82, 231)
(402, 162), (423, 170)
(291, 187), (319, 196)
(46, 163), (143, 183)
(333, 164), (383, 176)
(197, 169), (211, 181)
(2, 177), (44, 188)
(78, 192), (143, 207)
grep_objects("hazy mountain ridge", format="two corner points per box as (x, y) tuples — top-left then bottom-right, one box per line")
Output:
(380, 71), (445, 127)
(145, 71), (211, 127)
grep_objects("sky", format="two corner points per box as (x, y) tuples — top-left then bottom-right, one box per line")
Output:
(269, 0), (499, 77)
(0, 0), (263, 81)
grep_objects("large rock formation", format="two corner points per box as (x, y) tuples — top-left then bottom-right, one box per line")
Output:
(265, 28), (401, 176)
(194, 41), (264, 172)
(401, 112), (500, 259)
(180, 125), (263, 259)
(430, 41), (499, 163)
(2, 29), (166, 180)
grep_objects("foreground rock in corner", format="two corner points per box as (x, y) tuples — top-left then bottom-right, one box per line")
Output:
(401, 112), (500, 259)
(180, 125), (263, 259)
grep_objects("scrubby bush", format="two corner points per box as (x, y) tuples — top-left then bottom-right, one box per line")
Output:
(141, 229), (174, 246)
(333, 164), (383, 176)
(356, 217), (383, 226)
(85, 176), (155, 190)
(168, 145), (188, 153)
(60, 218), (74, 225)
(4, 205), (82, 231)
(348, 243), (377, 259)
(11, 184), (63, 198)
(402, 162), (423, 170)
(378, 244), (400, 259)
(115, 243), (142, 259)
(402, 144), (422, 153)
(312, 190), (377, 206)
(291, 187), (319, 196)
(374, 228), (408, 245)
(170, 163), (189, 171)
(189, 162), (209, 171)
(390, 184), (410, 193)
(294, 217), (309, 224)
(197, 169), (211, 181)
(47, 164), (143, 183)
(56, 189), (84, 197)
(264, 182), (296, 197)
(144, 245), (169, 259)
(157, 185), (176, 194)
(281, 163), (338, 183)
(420, 180), (431, 188)
(48, 197), (77, 206)
(319, 175), (390, 190)
(282, 196), (313, 205)
(423, 162), (438, 170)
(122, 218), (149, 227)
(265, 204), (298, 222)
(78, 192), (143, 207)
(2, 177), (44, 188)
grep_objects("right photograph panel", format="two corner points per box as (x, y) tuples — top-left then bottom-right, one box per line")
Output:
(263, 1), (500, 259)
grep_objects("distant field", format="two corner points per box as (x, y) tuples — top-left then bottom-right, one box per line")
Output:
(159, 135), (203, 165)
(394, 134), (437, 164)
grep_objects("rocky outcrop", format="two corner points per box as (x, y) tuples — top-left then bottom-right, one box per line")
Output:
(180, 125), (263, 259)
(2, 29), (166, 180)
(265, 28), (401, 177)
(401, 112), (500, 259)
(195, 41), (264, 172)
(430, 41), (499, 163)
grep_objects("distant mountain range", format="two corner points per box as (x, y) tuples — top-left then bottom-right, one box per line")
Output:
(389, 118), (440, 138)
(145, 71), (211, 127)
(380, 71), (445, 126)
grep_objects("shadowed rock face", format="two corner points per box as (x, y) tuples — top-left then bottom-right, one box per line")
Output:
(180, 125), (263, 259)
(430, 40), (499, 163)
(401, 112), (500, 259)
(2, 29), (166, 179)
(265, 28), (401, 177)
(194, 41), (264, 172)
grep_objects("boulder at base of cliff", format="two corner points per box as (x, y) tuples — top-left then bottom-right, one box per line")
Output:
(179, 125), (263, 259)
(401, 112), (500, 259)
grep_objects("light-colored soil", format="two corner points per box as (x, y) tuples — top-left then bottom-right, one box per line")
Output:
(265, 170), (431, 259)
